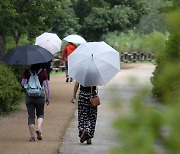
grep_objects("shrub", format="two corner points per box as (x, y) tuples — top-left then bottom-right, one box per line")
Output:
(0, 63), (24, 114)
(111, 88), (180, 154)
(6, 35), (33, 52)
(151, 8), (180, 103)
(10, 65), (27, 83)
(142, 31), (167, 53)
(151, 32), (180, 103)
(103, 30), (167, 53)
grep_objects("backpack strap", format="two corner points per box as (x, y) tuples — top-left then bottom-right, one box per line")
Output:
(37, 69), (42, 75)
(29, 69), (33, 76)
(29, 69), (42, 76)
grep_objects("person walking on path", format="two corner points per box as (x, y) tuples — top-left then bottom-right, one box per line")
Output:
(62, 42), (77, 83)
(71, 81), (98, 145)
(21, 63), (50, 142)
(41, 60), (52, 81)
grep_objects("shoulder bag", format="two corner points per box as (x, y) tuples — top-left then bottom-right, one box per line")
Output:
(90, 87), (100, 107)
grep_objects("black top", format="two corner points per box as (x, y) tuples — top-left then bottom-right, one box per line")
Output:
(40, 61), (52, 80)
(80, 85), (96, 92)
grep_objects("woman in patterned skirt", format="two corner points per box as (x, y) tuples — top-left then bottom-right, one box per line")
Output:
(72, 81), (98, 145)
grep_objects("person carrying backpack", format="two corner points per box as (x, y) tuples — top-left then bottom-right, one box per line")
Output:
(21, 63), (50, 142)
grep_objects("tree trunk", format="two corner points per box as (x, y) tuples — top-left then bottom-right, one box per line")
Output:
(14, 30), (21, 47)
(0, 34), (6, 57)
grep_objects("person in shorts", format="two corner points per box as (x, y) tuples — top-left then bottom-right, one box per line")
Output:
(21, 63), (50, 142)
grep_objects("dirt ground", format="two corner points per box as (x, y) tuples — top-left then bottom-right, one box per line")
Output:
(0, 74), (76, 154)
(0, 63), (154, 154)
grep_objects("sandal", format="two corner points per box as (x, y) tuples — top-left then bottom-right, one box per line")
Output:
(87, 138), (92, 145)
(35, 129), (42, 140)
(80, 129), (89, 143)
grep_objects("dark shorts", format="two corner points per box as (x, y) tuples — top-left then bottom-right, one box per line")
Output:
(25, 95), (45, 125)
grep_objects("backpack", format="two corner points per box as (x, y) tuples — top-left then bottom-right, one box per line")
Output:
(24, 69), (44, 97)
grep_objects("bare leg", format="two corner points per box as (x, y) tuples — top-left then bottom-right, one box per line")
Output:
(37, 118), (43, 130)
(35, 97), (45, 140)
(28, 124), (35, 138)
(36, 118), (43, 140)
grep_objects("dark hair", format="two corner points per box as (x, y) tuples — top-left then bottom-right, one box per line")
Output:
(30, 63), (41, 71)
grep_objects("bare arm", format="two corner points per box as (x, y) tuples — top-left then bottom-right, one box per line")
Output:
(73, 82), (79, 98)
(71, 82), (79, 103)
(21, 78), (27, 86)
(43, 80), (50, 105)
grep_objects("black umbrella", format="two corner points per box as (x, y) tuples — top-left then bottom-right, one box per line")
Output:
(0, 45), (55, 65)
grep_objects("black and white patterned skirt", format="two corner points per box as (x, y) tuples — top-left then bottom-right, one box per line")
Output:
(78, 91), (98, 138)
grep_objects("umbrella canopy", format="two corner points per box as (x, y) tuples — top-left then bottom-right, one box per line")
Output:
(1, 45), (55, 65)
(35, 32), (62, 54)
(68, 41), (120, 87)
(63, 34), (87, 44)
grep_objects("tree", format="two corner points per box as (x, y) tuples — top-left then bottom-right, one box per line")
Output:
(72, 0), (106, 25)
(0, 0), (52, 56)
(151, 0), (180, 102)
(0, 0), (16, 56)
(10, 0), (51, 44)
(50, 0), (80, 39)
(0, 0), (80, 56)
(73, 0), (148, 41)
(136, 0), (173, 34)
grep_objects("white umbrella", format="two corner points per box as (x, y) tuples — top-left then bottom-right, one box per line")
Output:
(35, 32), (62, 54)
(63, 34), (87, 44)
(68, 41), (120, 87)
